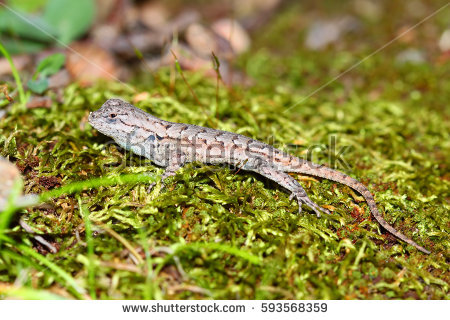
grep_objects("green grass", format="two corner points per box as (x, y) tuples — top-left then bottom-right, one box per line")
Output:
(0, 1), (449, 299)
(0, 41), (27, 107)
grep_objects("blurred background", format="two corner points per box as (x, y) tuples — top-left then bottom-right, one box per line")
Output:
(1, 0), (449, 105)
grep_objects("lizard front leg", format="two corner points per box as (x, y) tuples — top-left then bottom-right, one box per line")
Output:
(147, 152), (186, 193)
(257, 165), (331, 217)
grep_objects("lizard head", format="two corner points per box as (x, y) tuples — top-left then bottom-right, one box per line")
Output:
(89, 98), (153, 143)
(89, 98), (162, 149)
(89, 98), (135, 138)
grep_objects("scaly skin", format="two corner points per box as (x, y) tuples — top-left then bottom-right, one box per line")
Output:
(88, 98), (430, 254)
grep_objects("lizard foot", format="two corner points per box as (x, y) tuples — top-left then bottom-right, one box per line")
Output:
(147, 168), (178, 193)
(147, 182), (156, 193)
(147, 181), (168, 193)
(290, 193), (331, 217)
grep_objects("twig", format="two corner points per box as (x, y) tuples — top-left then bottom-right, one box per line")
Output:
(19, 218), (57, 253)
(93, 220), (144, 265)
(170, 49), (203, 108)
(211, 51), (222, 111)
(0, 84), (13, 102)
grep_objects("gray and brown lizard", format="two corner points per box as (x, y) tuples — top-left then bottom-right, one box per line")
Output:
(88, 98), (430, 254)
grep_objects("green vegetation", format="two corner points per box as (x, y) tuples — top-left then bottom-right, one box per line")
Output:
(0, 0), (95, 53)
(27, 53), (65, 94)
(0, 2), (448, 299)
(0, 41), (27, 105)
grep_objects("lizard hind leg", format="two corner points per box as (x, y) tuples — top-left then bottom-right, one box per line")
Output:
(147, 169), (177, 193)
(258, 165), (330, 217)
(290, 193), (331, 217)
(147, 153), (186, 193)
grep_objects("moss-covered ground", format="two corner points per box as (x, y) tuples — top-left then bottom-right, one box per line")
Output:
(0, 1), (449, 299)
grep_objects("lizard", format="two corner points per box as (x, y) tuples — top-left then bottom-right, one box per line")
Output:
(88, 98), (431, 254)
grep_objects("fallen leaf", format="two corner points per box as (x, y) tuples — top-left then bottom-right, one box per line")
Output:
(66, 42), (119, 86)
(26, 96), (52, 109)
(211, 19), (250, 54)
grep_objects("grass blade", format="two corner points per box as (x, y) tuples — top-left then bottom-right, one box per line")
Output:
(175, 242), (261, 265)
(16, 243), (87, 299)
(39, 173), (156, 202)
(78, 196), (96, 299)
(0, 41), (27, 106)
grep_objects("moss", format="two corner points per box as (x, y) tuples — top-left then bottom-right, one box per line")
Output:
(0, 1), (449, 300)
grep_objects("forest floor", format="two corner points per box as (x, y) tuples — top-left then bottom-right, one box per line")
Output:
(0, 1), (448, 299)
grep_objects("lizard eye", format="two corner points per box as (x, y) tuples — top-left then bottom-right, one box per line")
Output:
(109, 113), (117, 118)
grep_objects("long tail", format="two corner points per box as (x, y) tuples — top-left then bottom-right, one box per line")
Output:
(292, 161), (430, 254)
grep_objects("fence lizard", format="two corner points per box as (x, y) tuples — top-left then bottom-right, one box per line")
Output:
(88, 98), (430, 254)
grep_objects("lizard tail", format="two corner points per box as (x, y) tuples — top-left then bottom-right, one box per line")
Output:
(292, 162), (430, 254)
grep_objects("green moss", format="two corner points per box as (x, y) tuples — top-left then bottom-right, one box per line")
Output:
(0, 1), (449, 299)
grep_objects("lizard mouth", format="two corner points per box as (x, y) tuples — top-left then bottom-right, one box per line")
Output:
(88, 112), (101, 129)
(88, 111), (97, 123)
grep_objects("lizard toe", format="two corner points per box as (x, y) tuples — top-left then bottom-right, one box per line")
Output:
(296, 196), (330, 218)
(147, 182), (167, 193)
(147, 182), (156, 193)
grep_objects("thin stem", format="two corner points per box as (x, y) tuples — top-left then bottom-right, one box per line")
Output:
(0, 41), (26, 106)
